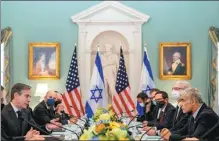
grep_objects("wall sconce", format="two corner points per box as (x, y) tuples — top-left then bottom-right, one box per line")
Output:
(34, 83), (48, 102)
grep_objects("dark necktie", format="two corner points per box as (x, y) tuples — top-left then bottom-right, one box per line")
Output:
(175, 106), (180, 121)
(189, 117), (195, 135)
(159, 111), (164, 124)
(49, 107), (55, 118)
(17, 111), (23, 135)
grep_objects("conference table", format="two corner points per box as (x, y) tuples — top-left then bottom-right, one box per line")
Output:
(51, 116), (161, 140)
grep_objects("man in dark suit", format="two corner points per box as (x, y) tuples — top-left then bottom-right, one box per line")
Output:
(143, 91), (176, 135)
(136, 91), (157, 122)
(161, 88), (219, 141)
(1, 83), (61, 141)
(33, 90), (60, 126)
(167, 52), (186, 75)
(169, 81), (191, 131)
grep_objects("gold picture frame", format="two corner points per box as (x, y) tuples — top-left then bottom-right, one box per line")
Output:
(159, 42), (191, 80)
(28, 42), (60, 80)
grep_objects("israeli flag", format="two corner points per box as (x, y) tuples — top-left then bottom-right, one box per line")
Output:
(85, 51), (107, 118)
(137, 46), (155, 116)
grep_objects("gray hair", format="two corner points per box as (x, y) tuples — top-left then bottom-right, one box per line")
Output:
(174, 81), (191, 90)
(180, 87), (203, 104)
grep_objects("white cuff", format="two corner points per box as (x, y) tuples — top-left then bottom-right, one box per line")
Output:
(154, 127), (160, 135)
(45, 124), (51, 131)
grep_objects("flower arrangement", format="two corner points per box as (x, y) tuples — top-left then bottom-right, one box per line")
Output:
(80, 105), (131, 140)
(92, 104), (117, 122)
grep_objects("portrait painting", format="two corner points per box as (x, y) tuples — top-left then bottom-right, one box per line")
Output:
(28, 42), (60, 79)
(159, 42), (191, 80)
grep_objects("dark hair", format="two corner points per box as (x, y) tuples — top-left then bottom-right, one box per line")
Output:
(137, 92), (148, 100)
(1, 85), (4, 91)
(11, 83), (31, 100)
(150, 88), (160, 94)
(155, 91), (168, 99)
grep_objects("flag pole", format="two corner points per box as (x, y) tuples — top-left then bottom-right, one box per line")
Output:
(97, 43), (100, 52)
(120, 41), (123, 50)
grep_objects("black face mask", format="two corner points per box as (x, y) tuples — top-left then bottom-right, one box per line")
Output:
(145, 102), (149, 105)
(156, 101), (165, 108)
(55, 100), (62, 107)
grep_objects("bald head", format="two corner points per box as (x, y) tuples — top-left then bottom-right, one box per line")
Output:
(172, 52), (181, 62)
(44, 90), (57, 101)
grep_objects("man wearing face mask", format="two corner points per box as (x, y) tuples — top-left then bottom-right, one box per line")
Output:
(169, 81), (192, 132)
(162, 88), (219, 141)
(33, 90), (60, 126)
(137, 91), (157, 122)
(143, 91), (176, 135)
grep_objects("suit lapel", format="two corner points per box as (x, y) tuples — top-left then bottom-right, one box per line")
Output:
(8, 103), (21, 135)
(41, 101), (51, 116)
(21, 109), (29, 136)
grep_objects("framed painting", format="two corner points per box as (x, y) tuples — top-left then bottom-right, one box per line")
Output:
(159, 42), (191, 80)
(28, 42), (60, 80)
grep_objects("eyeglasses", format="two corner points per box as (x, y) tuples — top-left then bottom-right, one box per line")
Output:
(172, 87), (184, 91)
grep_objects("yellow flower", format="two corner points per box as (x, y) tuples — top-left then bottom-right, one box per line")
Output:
(119, 137), (129, 140)
(110, 121), (120, 129)
(99, 113), (111, 121)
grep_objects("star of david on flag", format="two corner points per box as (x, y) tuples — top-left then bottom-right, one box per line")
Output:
(137, 46), (155, 116)
(85, 50), (107, 118)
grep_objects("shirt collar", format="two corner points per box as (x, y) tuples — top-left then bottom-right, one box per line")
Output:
(10, 102), (20, 113)
(193, 103), (203, 119)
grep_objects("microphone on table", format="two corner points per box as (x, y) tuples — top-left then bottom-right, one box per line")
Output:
(69, 106), (89, 128)
(60, 110), (84, 133)
(200, 120), (219, 139)
(48, 119), (80, 139)
(18, 112), (62, 141)
(127, 114), (140, 126)
(128, 123), (143, 129)
(139, 127), (154, 141)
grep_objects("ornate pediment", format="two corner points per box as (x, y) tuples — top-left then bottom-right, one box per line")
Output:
(71, 1), (150, 23)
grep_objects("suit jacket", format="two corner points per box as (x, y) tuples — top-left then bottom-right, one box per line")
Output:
(170, 106), (191, 132)
(137, 102), (156, 122)
(168, 63), (186, 75)
(1, 103), (49, 141)
(33, 101), (55, 126)
(171, 103), (219, 140)
(147, 103), (176, 130)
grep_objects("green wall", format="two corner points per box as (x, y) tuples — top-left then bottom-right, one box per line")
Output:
(1, 1), (219, 108)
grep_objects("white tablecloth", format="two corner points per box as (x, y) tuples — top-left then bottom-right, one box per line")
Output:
(51, 117), (161, 140)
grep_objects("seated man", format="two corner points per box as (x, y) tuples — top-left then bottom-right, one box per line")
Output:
(143, 91), (176, 135)
(136, 91), (156, 122)
(1, 83), (61, 141)
(33, 90), (60, 126)
(170, 81), (191, 132)
(161, 88), (219, 141)
(54, 92), (77, 125)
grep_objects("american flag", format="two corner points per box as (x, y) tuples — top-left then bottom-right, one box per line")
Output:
(62, 46), (85, 117)
(112, 48), (135, 117)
